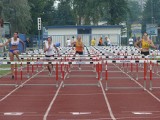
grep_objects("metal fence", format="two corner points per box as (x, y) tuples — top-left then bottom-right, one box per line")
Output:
(27, 34), (121, 49)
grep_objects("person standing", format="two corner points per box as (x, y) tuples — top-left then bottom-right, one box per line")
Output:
(25, 38), (31, 49)
(91, 38), (96, 46)
(66, 38), (71, 47)
(98, 37), (103, 46)
(128, 37), (134, 46)
(0, 32), (25, 79)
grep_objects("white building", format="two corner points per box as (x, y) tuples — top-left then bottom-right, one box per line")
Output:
(46, 25), (122, 46)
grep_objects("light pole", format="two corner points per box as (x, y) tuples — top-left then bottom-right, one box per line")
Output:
(151, 0), (154, 24)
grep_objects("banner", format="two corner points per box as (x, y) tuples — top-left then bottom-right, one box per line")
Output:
(131, 24), (142, 37)
(146, 24), (158, 36)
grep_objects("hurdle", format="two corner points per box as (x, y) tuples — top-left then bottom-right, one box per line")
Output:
(0, 61), (62, 87)
(149, 60), (160, 90)
(103, 60), (160, 91)
(62, 61), (102, 87)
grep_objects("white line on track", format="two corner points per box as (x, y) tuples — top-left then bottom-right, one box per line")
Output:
(43, 81), (63, 120)
(114, 64), (160, 103)
(99, 81), (116, 120)
(0, 68), (45, 102)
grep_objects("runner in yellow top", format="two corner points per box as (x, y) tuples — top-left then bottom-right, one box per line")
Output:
(134, 32), (157, 56)
(91, 38), (96, 46)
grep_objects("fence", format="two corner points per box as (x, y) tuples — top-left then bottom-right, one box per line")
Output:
(27, 34), (121, 49)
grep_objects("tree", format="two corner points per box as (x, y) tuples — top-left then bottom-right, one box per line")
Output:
(142, 0), (160, 32)
(107, 0), (129, 25)
(54, 0), (75, 25)
(2, 0), (32, 33)
(126, 0), (142, 38)
(127, 1), (142, 23)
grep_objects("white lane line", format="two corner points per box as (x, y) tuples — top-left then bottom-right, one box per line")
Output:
(71, 112), (91, 115)
(99, 81), (116, 120)
(132, 112), (152, 115)
(4, 112), (23, 116)
(114, 64), (160, 103)
(0, 68), (45, 102)
(43, 81), (63, 120)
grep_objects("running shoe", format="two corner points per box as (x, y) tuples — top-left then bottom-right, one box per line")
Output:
(11, 75), (14, 80)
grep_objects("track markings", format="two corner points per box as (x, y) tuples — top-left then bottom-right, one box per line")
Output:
(99, 81), (116, 120)
(4, 112), (23, 116)
(0, 68), (45, 102)
(132, 112), (152, 115)
(43, 81), (63, 120)
(114, 64), (160, 103)
(71, 112), (91, 115)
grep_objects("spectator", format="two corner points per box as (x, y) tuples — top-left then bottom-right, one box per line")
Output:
(98, 37), (104, 46)
(25, 38), (30, 48)
(128, 37), (134, 46)
(91, 38), (96, 46)
(66, 38), (71, 47)
(104, 36), (111, 46)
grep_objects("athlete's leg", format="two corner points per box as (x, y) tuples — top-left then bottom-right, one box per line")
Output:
(13, 50), (20, 61)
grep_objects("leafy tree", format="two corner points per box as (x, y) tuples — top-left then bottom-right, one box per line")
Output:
(127, 1), (142, 23)
(54, 0), (75, 25)
(107, 0), (129, 25)
(2, 0), (32, 33)
(142, 0), (160, 32)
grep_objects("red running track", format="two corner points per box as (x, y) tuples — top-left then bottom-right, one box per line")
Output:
(0, 63), (160, 120)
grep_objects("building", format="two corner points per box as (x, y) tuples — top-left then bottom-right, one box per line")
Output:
(46, 25), (122, 47)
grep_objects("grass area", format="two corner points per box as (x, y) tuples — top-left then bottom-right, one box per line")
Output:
(0, 70), (10, 76)
(0, 64), (10, 68)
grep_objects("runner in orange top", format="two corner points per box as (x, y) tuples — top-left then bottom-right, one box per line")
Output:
(72, 35), (84, 55)
(71, 35), (84, 70)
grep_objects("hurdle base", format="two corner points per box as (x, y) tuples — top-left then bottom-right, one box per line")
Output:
(105, 87), (143, 90)
(62, 83), (99, 87)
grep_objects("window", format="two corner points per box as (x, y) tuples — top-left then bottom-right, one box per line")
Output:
(78, 28), (91, 34)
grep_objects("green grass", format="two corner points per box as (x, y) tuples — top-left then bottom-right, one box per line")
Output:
(0, 70), (10, 76)
(0, 64), (10, 68)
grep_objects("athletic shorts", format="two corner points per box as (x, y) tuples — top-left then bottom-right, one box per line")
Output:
(76, 51), (83, 55)
(141, 51), (149, 56)
(45, 55), (54, 57)
(10, 49), (19, 54)
(45, 55), (54, 60)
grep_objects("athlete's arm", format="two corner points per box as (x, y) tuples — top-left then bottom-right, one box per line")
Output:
(134, 40), (142, 51)
(149, 40), (157, 49)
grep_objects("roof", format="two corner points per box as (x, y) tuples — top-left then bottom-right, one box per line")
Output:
(46, 25), (122, 29)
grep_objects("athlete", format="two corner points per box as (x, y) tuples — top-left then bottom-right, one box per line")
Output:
(0, 32), (25, 79)
(71, 35), (84, 70)
(44, 37), (59, 76)
(72, 35), (84, 55)
(134, 32), (157, 56)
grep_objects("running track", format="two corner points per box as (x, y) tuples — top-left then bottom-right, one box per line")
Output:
(0, 63), (160, 120)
